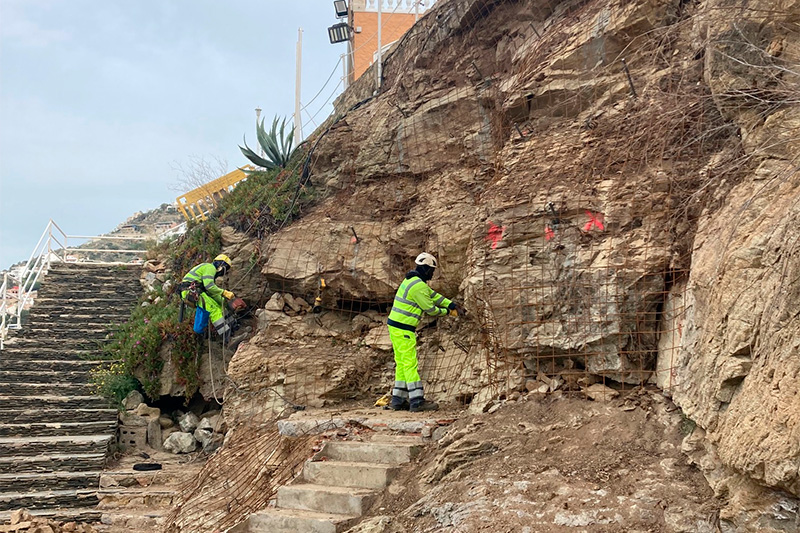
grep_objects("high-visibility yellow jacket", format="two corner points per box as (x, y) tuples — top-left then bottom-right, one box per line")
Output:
(387, 273), (452, 332)
(182, 263), (224, 306)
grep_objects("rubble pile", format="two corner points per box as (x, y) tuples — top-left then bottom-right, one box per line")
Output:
(117, 391), (225, 455)
(0, 510), (96, 533)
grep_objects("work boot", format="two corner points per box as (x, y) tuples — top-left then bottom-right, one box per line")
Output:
(224, 326), (252, 350)
(386, 396), (409, 411)
(410, 400), (439, 412)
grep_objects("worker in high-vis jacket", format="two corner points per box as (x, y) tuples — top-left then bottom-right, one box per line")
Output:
(180, 254), (237, 342)
(386, 252), (466, 412)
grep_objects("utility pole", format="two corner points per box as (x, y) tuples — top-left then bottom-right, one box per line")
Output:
(295, 28), (303, 146)
(415, 0), (419, 21)
(377, 0), (383, 89)
(342, 54), (348, 90)
(255, 107), (263, 157)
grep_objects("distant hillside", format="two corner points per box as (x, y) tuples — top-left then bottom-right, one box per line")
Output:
(71, 203), (185, 263)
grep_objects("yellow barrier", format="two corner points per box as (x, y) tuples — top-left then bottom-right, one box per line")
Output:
(175, 166), (253, 221)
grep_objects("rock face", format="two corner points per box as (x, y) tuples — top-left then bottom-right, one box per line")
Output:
(163, 432), (197, 454)
(212, 0), (800, 529)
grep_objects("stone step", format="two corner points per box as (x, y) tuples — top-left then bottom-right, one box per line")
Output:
(0, 470), (102, 493)
(38, 277), (140, 287)
(318, 441), (421, 465)
(277, 484), (376, 516)
(31, 304), (133, 314)
(4, 337), (107, 349)
(302, 461), (399, 490)
(33, 294), (137, 304)
(0, 408), (117, 424)
(0, 381), (92, 396)
(0, 395), (110, 410)
(0, 420), (116, 438)
(0, 370), (91, 384)
(98, 509), (165, 530)
(38, 280), (142, 298)
(26, 315), (132, 325)
(97, 488), (177, 508)
(0, 359), (104, 373)
(0, 507), (101, 524)
(48, 262), (140, 270)
(23, 314), (130, 325)
(242, 508), (357, 533)
(0, 345), (105, 356)
(0, 488), (99, 512)
(0, 453), (106, 474)
(42, 276), (140, 285)
(16, 328), (115, 339)
(0, 434), (112, 457)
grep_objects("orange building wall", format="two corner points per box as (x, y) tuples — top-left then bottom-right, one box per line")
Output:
(352, 12), (417, 80)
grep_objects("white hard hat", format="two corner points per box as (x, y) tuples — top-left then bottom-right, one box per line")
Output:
(415, 252), (438, 268)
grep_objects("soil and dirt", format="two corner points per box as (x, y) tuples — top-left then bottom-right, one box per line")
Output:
(360, 391), (720, 533)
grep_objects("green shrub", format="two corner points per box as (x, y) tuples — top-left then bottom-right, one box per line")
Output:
(150, 219), (223, 281)
(92, 295), (200, 403)
(217, 166), (316, 237)
(88, 361), (139, 410)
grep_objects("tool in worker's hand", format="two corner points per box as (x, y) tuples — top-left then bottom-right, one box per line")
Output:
(178, 301), (186, 323)
(449, 302), (468, 318)
(231, 297), (247, 312)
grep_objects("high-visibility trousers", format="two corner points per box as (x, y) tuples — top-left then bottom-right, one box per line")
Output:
(388, 326), (424, 405)
(182, 291), (229, 336)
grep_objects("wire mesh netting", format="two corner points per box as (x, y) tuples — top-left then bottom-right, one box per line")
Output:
(163, 0), (800, 530)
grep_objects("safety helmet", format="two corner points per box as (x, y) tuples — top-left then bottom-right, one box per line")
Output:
(213, 254), (232, 272)
(414, 252), (438, 269)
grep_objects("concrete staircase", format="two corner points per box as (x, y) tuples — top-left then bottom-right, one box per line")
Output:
(0, 263), (141, 521)
(237, 435), (422, 533)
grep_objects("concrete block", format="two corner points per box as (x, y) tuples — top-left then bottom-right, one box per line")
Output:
(119, 426), (147, 451)
(147, 418), (163, 451)
(278, 484), (376, 516)
(245, 508), (355, 533)
(302, 461), (398, 490)
(318, 441), (420, 465)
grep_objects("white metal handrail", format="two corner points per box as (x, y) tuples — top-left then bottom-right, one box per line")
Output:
(0, 274), (8, 350)
(1, 219), (185, 349)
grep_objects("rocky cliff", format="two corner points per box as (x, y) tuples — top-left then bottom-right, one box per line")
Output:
(167, 0), (800, 530)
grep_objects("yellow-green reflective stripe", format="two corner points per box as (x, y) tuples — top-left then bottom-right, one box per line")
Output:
(391, 307), (422, 320)
(394, 296), (420, 308)
(402, 278), (423, 299)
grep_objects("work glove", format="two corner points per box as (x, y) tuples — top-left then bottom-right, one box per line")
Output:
(222, 290), (235, 300)
(448, 302), (467, 318)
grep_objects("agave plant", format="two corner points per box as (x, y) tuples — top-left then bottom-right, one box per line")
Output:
(239, 115), (296, 170)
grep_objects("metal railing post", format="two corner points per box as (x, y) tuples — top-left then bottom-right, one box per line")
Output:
(0, 273), (7, 350)
(48, 220), (54, 265)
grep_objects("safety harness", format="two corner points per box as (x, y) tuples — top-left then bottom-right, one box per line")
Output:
(178, 279), (205, 307)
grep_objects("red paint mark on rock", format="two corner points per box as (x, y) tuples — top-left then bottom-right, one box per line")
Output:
(486, 221), (506, 249)
(584, 211), (605, 232)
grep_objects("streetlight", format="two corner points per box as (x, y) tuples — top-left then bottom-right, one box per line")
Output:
(328, 1), (352, 87)
(327, 22), (350, 44)
(334, 0), (348, 18)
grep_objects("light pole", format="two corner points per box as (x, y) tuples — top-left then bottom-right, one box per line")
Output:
(377, 0), (382, 89)
(295, 28), (303, 147)
(329, 1), (352, 85)
(255, 107), (263, 157)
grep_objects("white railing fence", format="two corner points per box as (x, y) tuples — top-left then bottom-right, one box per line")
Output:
(355, 0), (439, 14)
(0, 219), (186, 349)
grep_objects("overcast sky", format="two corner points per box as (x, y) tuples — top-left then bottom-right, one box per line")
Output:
(0, 0), (348, 268)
